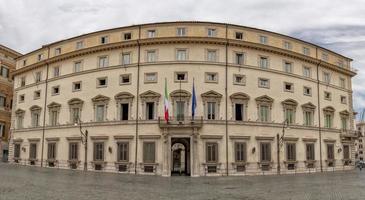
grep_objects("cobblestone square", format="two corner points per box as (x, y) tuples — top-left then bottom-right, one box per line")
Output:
(0, 163), (364, 200)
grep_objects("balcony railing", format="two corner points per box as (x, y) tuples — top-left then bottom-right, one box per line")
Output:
(158, 116), (203, 128)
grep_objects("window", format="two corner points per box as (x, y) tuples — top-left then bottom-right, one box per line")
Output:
(120, 74), (131, 85)
(324, 91), (331, 100)
(20, 77), (26, 87)
(144, 72), (157, 83)
(19, 94), (25, 103)
(284, 61), (293, 73)
(97, 77), (108, 88)
(29, 143), (37, 159)
(35, 72), (42, 83)
(323, 72), (331, 84)
(93, 142), (104, 161)
(327, 144), (334, 160)
(284, 82), (294, 92)
(303, 47), (310, 55)
(285, 108), (295, 124)
(176, 49), (187, 61)
(259, 35), (268, 44)
(324, 113), (333, 128)
(341, 116), (348, 130)
(205, 72), (218, 83)
(47, 143), (56, 160)
(52, 86), (60, 96)
(259, 56), (269, 69)
(49, 109), (59, 126)
(146, 50), (156, 62)
(322, 53), (328, 61)
(16, 111), (24, 129)
(143, 142), (155, 163)
(341, 96), (347, 104)
(0, 123), (5, 137)
(119, 103), (129, 121)
(306, 143), (315, 160)
(235, 142), (246, 162)
(123, 32), (132, 40)
(235, 53), (244, 65)
(145, 102), (155, 120)
(303, 66), (311, 78)
(54, 48), (61, 56)
(233, 74), (245, 85)
(76, 41), (84, 49)
(175, 72), (187, 82)
(260, 142), (271, 162)
(23, 60), (27, 66)
(286, 143), (296, 161)
(0, 66), (9, 78)
(34, 90), (41, 99)
(117, 142), (129, 161)
(340, 78), (346, 88)
(147, 30), (156, 38)
(100, 36), (108, 44)
(121, 53), (131, 65)
(31, 109), (41, 127)
(207, 102), (216, 120)
(303, 86), (312, 96)
(283, 41), (292, 50)
(235, 103), (244, 121)
(69, 143), (78, 160)
(74, 61), (82, 73)
(207, 28), (216, 37)
(71, 107), (80, 124)
(259, 105), (269, 122)
(235, 32), (243, 40)
(343, 145), (350, 160)
(258, 78), (269, 88)
(0, 95), (5, 108)
(53, 66), (60, 77)
(96, 105), (105, 122)
(176, 28), (186, 36)
(14, 144), (21, 158)
(72, 82), (82, 92)
(98, 56), (109, 68)
(38, 54), (44, 61)
(207, 50), (217, 62)
(304, 111), (313, 126)
(206, 143), (218, 163)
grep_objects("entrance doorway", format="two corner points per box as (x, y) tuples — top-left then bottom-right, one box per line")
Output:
(171, 137), (190, 176)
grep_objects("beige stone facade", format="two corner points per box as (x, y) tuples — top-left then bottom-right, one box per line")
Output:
(0, 45), (21, 161)
(9, 22), (357, 176)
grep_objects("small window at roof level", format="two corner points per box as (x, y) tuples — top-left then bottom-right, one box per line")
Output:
(235, 32), (243, 40)
(124, 33), (132, 40)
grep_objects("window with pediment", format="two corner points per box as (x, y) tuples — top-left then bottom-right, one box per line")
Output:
(230, 93), (250, 121)
(68, 98), (84, 124)
(201, 91), (222, 120)
(255, 95), (273, 122)
(92, 95), (110, 122)
(282, 99), (298, 125)
(170, 90), (191, 121)
(114, 92), (134, 121)
(30, 105), (42, 128)
(47, 102), (61, 126)
(323, 106), (335, 128)
(140, 90), (161, 120)
(340, 110), (350, 131)
(15, 109), (25, 129)
(302, 102), (316, 126)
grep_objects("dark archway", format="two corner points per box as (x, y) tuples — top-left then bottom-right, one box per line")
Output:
(171, 138), (190, 176)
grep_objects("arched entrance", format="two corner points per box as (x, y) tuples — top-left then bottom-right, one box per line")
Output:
(171, 138), (190, 176)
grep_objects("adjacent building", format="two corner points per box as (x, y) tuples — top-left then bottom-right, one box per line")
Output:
(9, 22), (357, 176)
(0, 45), (21, 161)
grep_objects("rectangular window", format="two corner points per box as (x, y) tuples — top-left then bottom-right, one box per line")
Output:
(50, 110), (58, 126)
(206, 143), (218, 163)
(341, 96), (347, 104)
(143, 142), (155, 163)
(47, 143), (56, 159)
(235, 142), (246, 162)
(343, 145), (350, 160)
(235, 53), (244, 65)
(285, 108), (295, 124)
(38, 54), (44, 61)
(0, 123), (5, 137)
(303, 66), (311, 78)
(124, 32), (132, 40)
(146, 50), (156, 62)
(207, 50), (217, 62)
(175, 72), (187, 81)
(306, 143), (315, 160)
(69, 142), (78, 160)
(324, 114), (332, 128)
(120, 74), (131, 85)
(259, 105), (269, 122)
(233, 74), (245, 85)
(52, 86), (60, 95)
(235, 103), (244, 121)
(29, 143), (37, 159)
(284, 82), (294, 92)
(0, 66), (9, 78)
(53, 66), (60, 77)
(72, 82), (82, 92)
(283, 41), (292, 50)
(286, 143), (296, 161)
(117, 142), (129, 161)
(20, 77), (26, 87)
(260, 142), (271, 162)
(100, 36), (108, 44)
(259, 56), (269, 69)
(19, 94), (25, 103)
(120, 103), (129, 120)
(23, 60), (27, 66)
(54, 48), (61, 56)
(207, 28), (216, 37)
(71, 107), (80, 124)
(176, 101), (185, 121)
(235, 32), (243, 40)
(0, 96), (5, 108)
(147, 30), (156, 38)
(284, 62), (293, 73)
(35, 72), (42, 83)
(76, 41), (84, 49)
(144, 72), (157, 83)
(98, 56), (109, 68)
(303, 86), (312, 96)
(176, 49), (187, 61)
(93, 142), (104, 161)
(122, 53), (131, 65)
(97, 77), (108, 87)
(259, 35), (268, 44)
(304, 111), (313, 126)
(324, 91), (331, 100)
(74, 61), (82, 72)
(340, 78), (346, 88)
(17, 114), (24, 128)
(327, 144), (334, 160)
(146, 102), (155, 120)
(176, 28), (186, 36)
(258, 78), (269, 88)
(303, 47), (310, 55)
(34, 90), (41, 99)
(322, 53), (328, 61)
(207, 102), (216, 120)
(341, 117), (348, 130)
(14, 144), (21, 158)
(96, 105), (105, 122)
(323, 72), (331, 84)
(205, 72), (218, 83)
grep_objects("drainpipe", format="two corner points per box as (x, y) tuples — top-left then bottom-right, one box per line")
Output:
(225, 24), (229, 176)
(134, 25), (141, 174)
(40, 46), (50, 167)
(315, 48), (323, 172)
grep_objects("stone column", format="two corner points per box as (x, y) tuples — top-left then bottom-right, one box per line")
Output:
(162, 128), (170, 177)
(192, 128), (200, 177)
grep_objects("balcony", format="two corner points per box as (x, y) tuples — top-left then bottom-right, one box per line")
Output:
(158, 116), (203, 128)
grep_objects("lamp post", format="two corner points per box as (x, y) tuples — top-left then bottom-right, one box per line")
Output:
(75, 118), (88, 171)
(277, 119), (290, 175)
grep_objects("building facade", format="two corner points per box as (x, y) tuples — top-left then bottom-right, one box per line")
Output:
(9, 22), (357, 176)
(356, 122), (365, 161)
(0, 45), (21, 161)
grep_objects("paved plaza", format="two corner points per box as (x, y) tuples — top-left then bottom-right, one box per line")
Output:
(0, 163), (364, 200)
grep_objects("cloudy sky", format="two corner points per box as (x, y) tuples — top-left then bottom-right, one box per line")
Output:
(1, 0), (364, 118)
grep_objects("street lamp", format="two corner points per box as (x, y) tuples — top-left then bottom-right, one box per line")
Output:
(277, 119), (290, 174)
(74, 118), (88, 171)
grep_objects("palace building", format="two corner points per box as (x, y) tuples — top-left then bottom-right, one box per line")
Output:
(9, 22), (357, 176)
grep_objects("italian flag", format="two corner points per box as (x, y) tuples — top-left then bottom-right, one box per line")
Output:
(164, 78), (169, 122)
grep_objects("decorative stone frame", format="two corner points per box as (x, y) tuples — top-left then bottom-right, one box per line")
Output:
(45, 137), (60, 167)
(140, 90), (161, 120)
(175, 48), (189, 61)
(229, 136), (250, 172)
(205, 72), (219, 83)
(302, 138), (317, 168)
(68, 98), (84, 124)
(92, 95), (110, 122)
(255, 136), (274, 170)
(339, 110), (350, 131)
(29, 105), (42, 128)
(47, 102), (61, 126)
(201, 90), (222, 120)
(174, 71), (188, 83)
(170, 90), (191, 120)
(66, 137), (82, 169)
(281, 99), (298, 125)
(301, 102), (316, 126)
(13, 138), (23, 162)
(205, 48), (219, 62)
(28, 138), (40, 164)
(230, 92), (250, 121)
(114, 135), (134, 172)
(114, 92), (134, 121)
(15, 109), (25, 129)
(233, 74), (246, 86)
(91, 136), (109, 170)
(139, 135), (160, 173)
(324, 139), (336, 167)
(255, 95), (273, 122)
(283, 137), (299, 170)
(323, 106), (335, 129)
(144, 72), (158, 84)
(201, 135), (223, 174)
